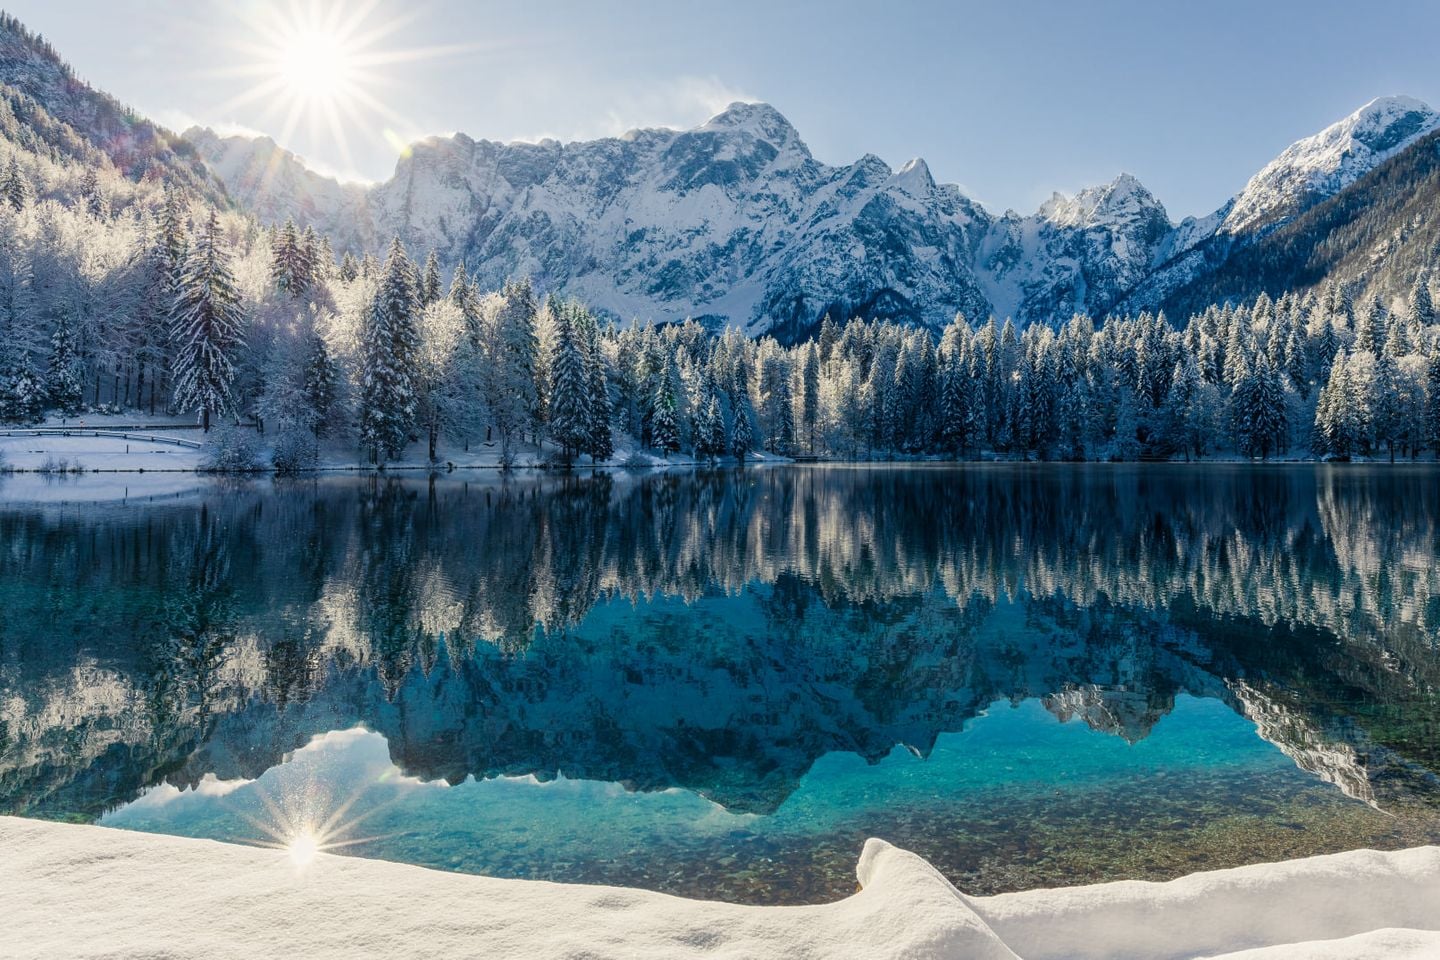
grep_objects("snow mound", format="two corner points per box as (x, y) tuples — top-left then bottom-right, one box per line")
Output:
(973, 844), (1440, 960)
(1, 819), (1011, 960)
(3, 817), (1437, 959)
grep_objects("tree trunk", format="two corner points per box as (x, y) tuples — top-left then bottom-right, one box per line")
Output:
(202, 408), (210, 433)
(428, 418), (437, 463)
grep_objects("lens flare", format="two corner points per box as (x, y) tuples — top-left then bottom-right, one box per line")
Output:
(201, 1), (484, 183)
(287, 829), (321, 867)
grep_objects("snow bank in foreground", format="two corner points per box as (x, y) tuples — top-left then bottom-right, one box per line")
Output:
(2, 817), (1437, 960)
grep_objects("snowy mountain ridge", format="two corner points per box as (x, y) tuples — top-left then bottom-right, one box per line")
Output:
(185, 95), (1440, 336)
(1221, 95), (1440, 237)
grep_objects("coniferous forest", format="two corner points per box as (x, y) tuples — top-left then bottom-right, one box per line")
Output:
(1, 145), (1439, 468)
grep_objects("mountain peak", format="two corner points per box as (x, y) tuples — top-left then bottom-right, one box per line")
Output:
(1038, 172), (1165, 229)
(1221, 94), (1440, 236)
(889, 157), (936, 197)
(697, 101), (808, 155)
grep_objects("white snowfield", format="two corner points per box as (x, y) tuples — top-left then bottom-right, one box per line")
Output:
(3, 817), (1437, 960)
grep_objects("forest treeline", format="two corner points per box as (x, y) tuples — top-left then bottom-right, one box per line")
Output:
(1, 144), (1439, 466)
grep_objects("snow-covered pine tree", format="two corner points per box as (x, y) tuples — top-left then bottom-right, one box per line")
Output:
(702, 393), (726, 461)
(650, 359), (681, 455)
(546, 301), (592, 462)
(419, 251), (442, 307)
(1426, 344), (1440, 457)
(447, 262), (480, 341)
(303, 329), (339, 438)
(1316, 350), (1356, 457)
(339, 252), (359, 283)
(170, 212), (246, 432)
(159, 190), (189, 288)
(1, 153), (28, 211)
(1353, 295), (1386, 356)
(1163, 355), (1216, 461)
(80, 168), (106, 218)
(7, 365), (43, 424)
(1236, 356), (1287, 459)
(270, 218), (310, 298)
(800, 342), (819, 454)
(47, 312), (83, 417)
(484, 279), (540, 461)
(938, 347), (967, 455)
(301, 226), (323, 284)
(731, 400), (754, 462)
(358, 237), (421, 463)
(1370, 344), (1403, 461)
(581, 310), (614, 462)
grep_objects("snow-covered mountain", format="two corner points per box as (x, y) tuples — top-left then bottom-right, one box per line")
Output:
(181, 127), (372, 250)
(1220, 95), (1440, 237)
(1118, 95), (1440, 313)
(4, 10), (1437, 335)
(0, 13), (223, 203)
(186, 103), (1180, 336)
(190, 94), (1440, 335)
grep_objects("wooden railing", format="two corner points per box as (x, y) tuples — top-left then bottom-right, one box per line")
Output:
(0, 428), (203, 449)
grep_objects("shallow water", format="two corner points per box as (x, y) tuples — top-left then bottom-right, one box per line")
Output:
(3, 465), (1439, 902)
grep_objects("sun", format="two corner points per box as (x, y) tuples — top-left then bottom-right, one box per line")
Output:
(205, 2), (478, 182)
(277, 29), (356, 104)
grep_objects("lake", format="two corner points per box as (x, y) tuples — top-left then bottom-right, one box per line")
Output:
(2, 464), (1438, 903)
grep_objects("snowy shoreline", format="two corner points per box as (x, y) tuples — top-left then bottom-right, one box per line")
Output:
(4, 817), (1438, 959)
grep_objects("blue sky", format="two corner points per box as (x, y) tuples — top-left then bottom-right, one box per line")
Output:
(8, 0), (1440, 218)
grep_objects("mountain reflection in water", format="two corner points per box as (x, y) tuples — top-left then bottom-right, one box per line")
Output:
(2, 465), (1439, 901)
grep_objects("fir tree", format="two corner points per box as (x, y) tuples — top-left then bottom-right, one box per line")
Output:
(171, 213), (246, 432)
(650, 361), (681, 454)
(700, 393), (726, 461)
(1235, 356), (1287, 459)
(419, 251), (442, 307)
(80, 168), (106, 218)
(1, 154), (28, 211)
(800, 342), (819, 453)
(1425, 345), (1440, 457)
(732, 401), (754, 462)
(1354, 295), (1386, 356)
(7, 366), (43, 424)
(358, 237), (420, 462)
(270, 218), (311, 298)
(582, 312), (614, 462)
(546, 302), (592, 462)
(47, 312), (83, 417)
(485, 279), (540, 461)
(1371, 345), (1404, 460)
(302, 331), (339, 438)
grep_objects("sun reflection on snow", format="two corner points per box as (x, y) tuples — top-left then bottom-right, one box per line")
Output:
(287, 828), (321, 867)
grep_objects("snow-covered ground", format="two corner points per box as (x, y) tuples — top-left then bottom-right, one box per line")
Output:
(3, 817), (1436, 959)
(0, 421), (786, 481)
(0, 434), (204, 473)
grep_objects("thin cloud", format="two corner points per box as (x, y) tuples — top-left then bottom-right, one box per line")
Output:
(507, 75), (759, 145)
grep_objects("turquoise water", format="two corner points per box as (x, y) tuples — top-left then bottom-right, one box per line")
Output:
(4, 466), (1440, 901)
(99, 696), (1297, 899)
